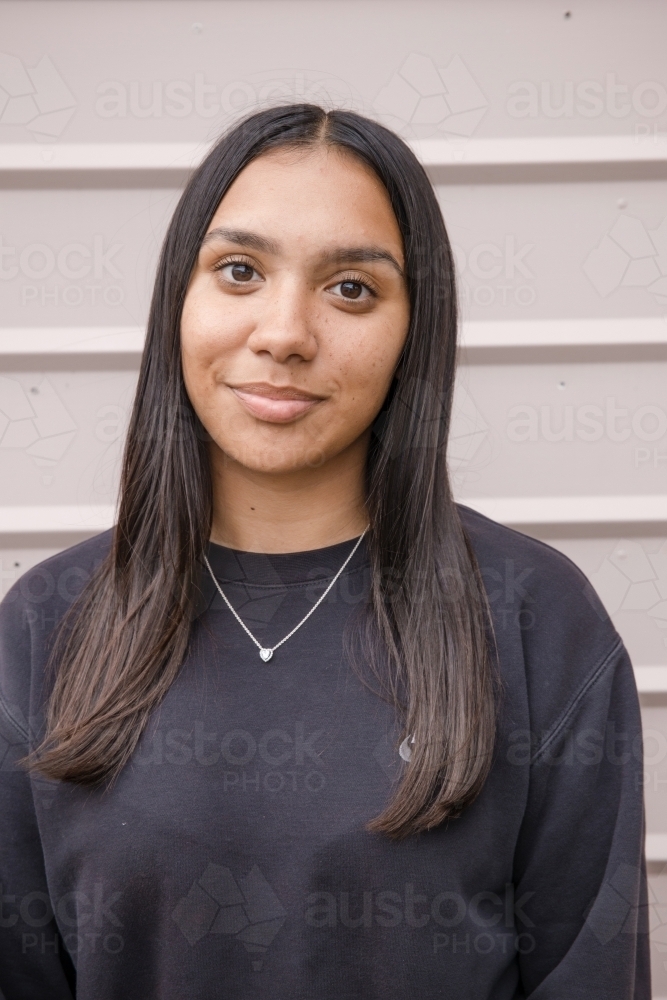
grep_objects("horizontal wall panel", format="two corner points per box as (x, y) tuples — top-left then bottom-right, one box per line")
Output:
(3, 317), (666, 360)
(465, 495), (667, 525)
(638, 668), (667, 693)
(3, 178), (667, 328)
(0, 327), (145, 355)
(2, 134), (666, 179)
(2, 496), (665, 537)
(0, 370), (134, 507)
(5, 362), (663, 516)
(646, 835), (667, 862)
(2, 0), (667, 151)
(451, 359), (667, 500)
(0, 505), (115, 534)
(0, 187), (179, 328)
(461, 317), (667, 349)
(437, 178), (667, 324)
(638, 706), (667, 847)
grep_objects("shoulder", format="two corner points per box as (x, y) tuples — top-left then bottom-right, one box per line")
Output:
(458, 502), (613, 629)
(457, 505), (628, 735)
(0, 530), (113, 737)
(3, 529), (113, 616)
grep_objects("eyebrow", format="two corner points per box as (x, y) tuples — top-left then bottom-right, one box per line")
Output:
(201, 227), (280, 255)
(319, 246), (404, 277)
(201, 227), (404, 277)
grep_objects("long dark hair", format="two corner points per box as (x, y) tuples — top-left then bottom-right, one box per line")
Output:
(30, 105), (496, 839)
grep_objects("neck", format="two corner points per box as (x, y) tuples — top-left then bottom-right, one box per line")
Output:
(209, 435), (369, 553)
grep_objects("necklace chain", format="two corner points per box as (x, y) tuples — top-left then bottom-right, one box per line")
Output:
(203, 528), (368, 662)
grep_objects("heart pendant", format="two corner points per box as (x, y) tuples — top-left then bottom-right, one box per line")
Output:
(259, 648), (273, 662)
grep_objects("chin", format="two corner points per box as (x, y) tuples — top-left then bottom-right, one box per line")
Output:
(220, 441), (330, 474)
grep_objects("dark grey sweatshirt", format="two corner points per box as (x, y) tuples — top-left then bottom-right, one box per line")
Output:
(0, 506), (650, 999)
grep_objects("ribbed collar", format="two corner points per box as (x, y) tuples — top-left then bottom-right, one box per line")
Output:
(193, 534), (369, 619)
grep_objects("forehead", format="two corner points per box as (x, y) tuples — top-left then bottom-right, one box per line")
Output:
(206, 145), (403, 251)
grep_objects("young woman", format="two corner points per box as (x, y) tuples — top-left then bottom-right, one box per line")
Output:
(0, 105), (648, 998)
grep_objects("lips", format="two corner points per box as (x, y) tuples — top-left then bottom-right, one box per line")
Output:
(229, 383), (324, 423)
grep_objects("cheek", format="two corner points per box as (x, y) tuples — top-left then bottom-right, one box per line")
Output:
(335, 316), (407, 403)
(181, 286), (243, 386)
(181, 288), (215, 378)
(182, 269), (257, 346)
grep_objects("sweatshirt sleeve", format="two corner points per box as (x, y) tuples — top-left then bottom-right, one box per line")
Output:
(513, 639), (650, 999)
(0, 587), (75, 1000)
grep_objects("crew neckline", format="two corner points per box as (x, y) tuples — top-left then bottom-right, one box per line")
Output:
(204, 533), (370, 588)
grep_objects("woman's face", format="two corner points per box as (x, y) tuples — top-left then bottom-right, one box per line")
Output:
(181, 145), (410, 475)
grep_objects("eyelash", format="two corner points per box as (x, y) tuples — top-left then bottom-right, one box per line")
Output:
(212, 254), (259, 275)
(211, 257), (378, 298)
(331, 272), (378, 298)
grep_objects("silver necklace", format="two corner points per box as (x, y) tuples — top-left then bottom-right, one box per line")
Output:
(203, 528), (368, 662)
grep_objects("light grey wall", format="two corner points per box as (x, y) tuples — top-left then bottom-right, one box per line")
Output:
(1, 0), (666, 991)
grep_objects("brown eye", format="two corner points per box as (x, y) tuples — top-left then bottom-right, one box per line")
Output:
(217, 261), (262, 286)
(329, 279), (373, 302)
(230, 263), (254, 282)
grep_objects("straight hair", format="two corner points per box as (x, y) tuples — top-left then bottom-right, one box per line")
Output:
(29, 104), (496, 839)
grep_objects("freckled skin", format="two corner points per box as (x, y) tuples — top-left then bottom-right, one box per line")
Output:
(180, 146), (410, 551)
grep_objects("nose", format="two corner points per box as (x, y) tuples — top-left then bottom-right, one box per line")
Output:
(246, 277), (318, 364)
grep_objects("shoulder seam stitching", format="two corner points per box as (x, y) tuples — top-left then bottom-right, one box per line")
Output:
(530, 637), (624, 765)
